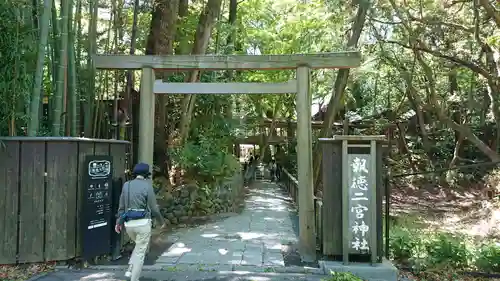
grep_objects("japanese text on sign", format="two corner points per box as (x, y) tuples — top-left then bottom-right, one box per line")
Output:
(348, 155), (371, 253)
(82, 156), (113, 259)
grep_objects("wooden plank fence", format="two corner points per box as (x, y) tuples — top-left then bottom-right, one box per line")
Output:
(0, 137), (129, 264)
(280, 167), (323, 251)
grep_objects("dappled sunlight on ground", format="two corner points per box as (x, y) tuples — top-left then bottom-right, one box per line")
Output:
(35, 269), (329, 281)
(391, 181), (500, 237)
(32, 181), (318, 281)
(156, 181), (299, 267)
(80, 272), (116, 280)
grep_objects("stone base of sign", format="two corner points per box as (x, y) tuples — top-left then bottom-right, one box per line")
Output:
(319, 259), (398, 281)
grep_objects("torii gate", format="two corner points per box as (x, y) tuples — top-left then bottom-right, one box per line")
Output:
(93, 52), (361, 262)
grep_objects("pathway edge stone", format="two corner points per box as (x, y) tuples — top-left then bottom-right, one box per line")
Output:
(77, 263), (327, 275)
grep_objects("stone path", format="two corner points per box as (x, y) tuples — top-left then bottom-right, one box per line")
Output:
(156, 180), (299, 269)
(32, 269), (328, 281)
(34, 180), (405, 281)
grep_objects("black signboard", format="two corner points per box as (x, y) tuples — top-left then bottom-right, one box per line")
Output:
(82, 155), (113, 259)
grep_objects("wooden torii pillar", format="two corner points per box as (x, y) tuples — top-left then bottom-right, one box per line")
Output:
(93, 52), (361, 262)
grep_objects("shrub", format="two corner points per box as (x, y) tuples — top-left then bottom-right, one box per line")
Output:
(483, 168), (500, 198)
(425, 233), (471, 269)
(475, 242), (500, 272)
(322, 271), (364, 281)
(389, 226), (425, 263)
(170, 116), (240, 184)
(389, 223), (500, 273)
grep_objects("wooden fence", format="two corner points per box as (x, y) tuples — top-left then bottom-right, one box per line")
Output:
(281, 167), (323, 251)
(0, 137), (130, 264)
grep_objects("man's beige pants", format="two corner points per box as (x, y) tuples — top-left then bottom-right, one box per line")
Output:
(125, 220), (152, 281)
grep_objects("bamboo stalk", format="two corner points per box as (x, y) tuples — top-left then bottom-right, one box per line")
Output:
(84, 0), (97, 137)
(51, 0), (70, 136)
(28, 0), (53, 136)
(68, 0), (79, 136)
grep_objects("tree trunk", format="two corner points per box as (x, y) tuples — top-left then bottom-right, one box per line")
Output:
(175, 0), (190, 55)
(478, 0), (500, 28)
(258, 104), (279, 163)
(413, 50), (500, 162)
(225, 0), (238, 152)
(145, 0), (179, 175)
(178, 0), (223, 145)
(312, 0), (370, 190)
(472, 1), (500, 152)
(405, 77), (434, 165)
(445, 136), (464, 184)
(445, 68), (463, 184)
(387, 0), (500, 162)
(111, 0), (120, 139)
(225, 0), (238, 58)
(396, 122), (418, 172)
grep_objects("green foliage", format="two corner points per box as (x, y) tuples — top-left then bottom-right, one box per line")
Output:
(475, 242), (500, 273)
(0, 0), (36, 135)
(322, 271), (364, 281)
(389, 222), (500, 273)
(171, 103), (241, 184)
(426, 233), (471, 269)
(171, 137), (239, 183)
(389, 225), (426, 263)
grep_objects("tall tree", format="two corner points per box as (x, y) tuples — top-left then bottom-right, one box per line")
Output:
(312, 0), (370, 190)
(178, 0), (224, 144)
(145, 0), (180, 175)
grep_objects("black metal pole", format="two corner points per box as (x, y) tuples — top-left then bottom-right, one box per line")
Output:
(385, 126), (394, 260)
(384, 174), (390, 260)
(111, 177), (124, 260)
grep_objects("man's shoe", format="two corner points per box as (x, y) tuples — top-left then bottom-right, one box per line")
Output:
(125, 265), (133, 277)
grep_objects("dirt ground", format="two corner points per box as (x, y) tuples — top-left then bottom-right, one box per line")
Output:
(391, 179), (500, 238)
(0, 263), (55, 281)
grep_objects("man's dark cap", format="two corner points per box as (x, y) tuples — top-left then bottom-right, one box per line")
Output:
(133, 162), (150, 176)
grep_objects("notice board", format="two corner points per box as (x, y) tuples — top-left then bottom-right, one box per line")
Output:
(81, 155), (113, 259)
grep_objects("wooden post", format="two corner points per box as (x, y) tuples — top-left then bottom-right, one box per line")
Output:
(341, 140), (349, 264)
(369, 140), (378, 264)
(138, 68), (155, 170)
(296, 65), (316, 262)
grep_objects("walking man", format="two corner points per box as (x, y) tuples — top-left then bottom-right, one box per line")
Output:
(115, 163), (167, 281)
(269, 158), (277, 182)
